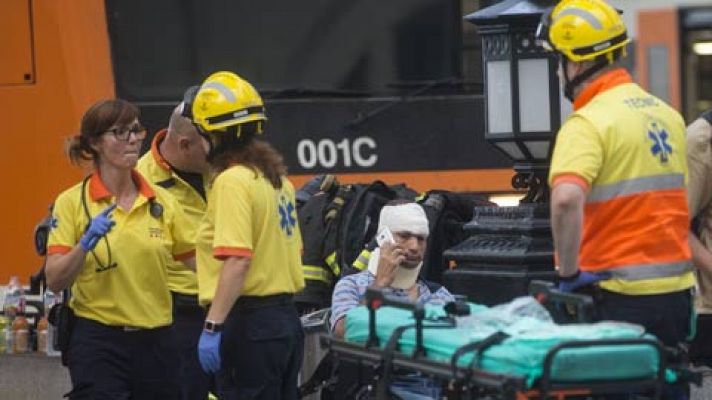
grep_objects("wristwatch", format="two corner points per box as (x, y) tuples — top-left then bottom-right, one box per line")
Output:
(203, 320), (224, 333)
(558, 270), (580, 282)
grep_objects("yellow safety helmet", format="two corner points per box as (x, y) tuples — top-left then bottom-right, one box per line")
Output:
(545, 0), (629, 63)
(192, 71), (267, 134)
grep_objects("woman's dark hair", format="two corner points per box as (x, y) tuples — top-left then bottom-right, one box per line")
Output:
(66, 99), (139, 165)
(209, 122), (287, 189)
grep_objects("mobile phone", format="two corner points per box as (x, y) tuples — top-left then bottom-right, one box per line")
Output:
(375, 227), (395, 247)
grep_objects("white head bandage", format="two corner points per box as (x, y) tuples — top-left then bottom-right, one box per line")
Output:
(368, 203), (429, 289)
(377, 203), (429, 238)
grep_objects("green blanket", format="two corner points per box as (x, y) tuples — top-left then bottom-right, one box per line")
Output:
(345, 300), (665, 387)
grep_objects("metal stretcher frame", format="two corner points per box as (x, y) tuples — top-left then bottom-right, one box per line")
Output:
(319, 283), (675, 399)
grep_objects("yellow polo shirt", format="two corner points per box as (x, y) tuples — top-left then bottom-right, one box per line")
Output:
(47, 171), (195, 328)
(136, 129), (208, 295)
(196, 165), (304, 306)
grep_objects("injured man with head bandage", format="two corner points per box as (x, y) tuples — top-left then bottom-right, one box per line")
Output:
(330, 200), (454, 339)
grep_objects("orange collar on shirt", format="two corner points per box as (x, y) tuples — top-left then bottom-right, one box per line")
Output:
(573, 68), (632, 110)
(149, 128), (172, 172)
(89, 170), (156, 201)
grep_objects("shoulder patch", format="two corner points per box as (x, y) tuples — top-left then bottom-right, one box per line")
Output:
(647, 120), (672, 163)
(278, 194), (297, 236)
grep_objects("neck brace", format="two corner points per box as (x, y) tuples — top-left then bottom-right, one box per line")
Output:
(367, 248), (422, 290)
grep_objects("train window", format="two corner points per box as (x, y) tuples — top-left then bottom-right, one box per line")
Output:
(647, 46), (670, 103)
(680, 7), (712, 120)
(0, 0), (34, 86)
(695, 52), (712, 114)
(105, 0), (479, 101)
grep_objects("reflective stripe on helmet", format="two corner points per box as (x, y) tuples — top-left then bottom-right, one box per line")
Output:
(554, 8), (603, 30)
(571, 32), (628, 57)
(205, 106), (266, 126)
(200, 81), (237, 103)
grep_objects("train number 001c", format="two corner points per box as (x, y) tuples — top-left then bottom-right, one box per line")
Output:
(296, 137), (377, 169)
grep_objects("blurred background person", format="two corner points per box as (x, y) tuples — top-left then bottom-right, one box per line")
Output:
(686, 109), (712, 368)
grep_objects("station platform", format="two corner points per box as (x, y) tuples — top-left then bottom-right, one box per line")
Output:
(0, 354), (69, 399)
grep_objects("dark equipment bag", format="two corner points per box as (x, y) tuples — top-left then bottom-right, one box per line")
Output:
(47, 292), (75, 367)
(417, 191), (493, 283)
(295, 177), (417, 312)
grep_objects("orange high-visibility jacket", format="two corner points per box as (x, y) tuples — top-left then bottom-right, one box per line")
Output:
(549, 69), (694, 295)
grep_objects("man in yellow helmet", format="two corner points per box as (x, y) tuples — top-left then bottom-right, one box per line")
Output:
(192, 71), (305, 400)
(542, 0), (693, 357)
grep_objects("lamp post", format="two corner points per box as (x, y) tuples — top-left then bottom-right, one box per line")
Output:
(466, 0), (570, 203)
(441, 0), (568, 306)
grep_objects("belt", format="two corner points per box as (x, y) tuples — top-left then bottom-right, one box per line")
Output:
(171, 291), (201, 311)
(111, 324), (172, 333)
(234, 293), (294, 312)
(76, 316), (167, 333)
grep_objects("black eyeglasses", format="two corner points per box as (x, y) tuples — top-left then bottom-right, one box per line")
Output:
(104, 123), (147, 141)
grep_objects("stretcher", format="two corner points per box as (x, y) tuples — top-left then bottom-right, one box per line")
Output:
(317, 282), (701, 399)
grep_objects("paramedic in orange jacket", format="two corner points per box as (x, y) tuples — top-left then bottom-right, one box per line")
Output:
(543, 0), (694, 348)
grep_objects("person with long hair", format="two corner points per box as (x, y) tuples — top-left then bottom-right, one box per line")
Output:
(45, 99), (195, 399)
(192, 72), (304, 400)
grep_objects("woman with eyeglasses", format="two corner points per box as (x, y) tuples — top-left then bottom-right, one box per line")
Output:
(45, 99), (195, 399)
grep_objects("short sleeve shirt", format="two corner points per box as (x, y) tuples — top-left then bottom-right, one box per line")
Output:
(196, 165), (304, 305)
(47, 171), (195, 327)
(136, 129), (207, 295)
(329, 271), (455, 331)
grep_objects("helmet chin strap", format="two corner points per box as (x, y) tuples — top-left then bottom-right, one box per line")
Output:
(194, 124), (214, 151)
(193, 122), (218, 162)
(561, 56), (609, 102)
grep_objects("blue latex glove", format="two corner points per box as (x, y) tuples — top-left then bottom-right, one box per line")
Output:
(198, 330), (222, 373)
(80, 204), (117, 252)
(558, 271), (612, 293)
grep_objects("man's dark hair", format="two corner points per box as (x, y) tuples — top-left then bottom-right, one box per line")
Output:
(385, 199), (415, 207)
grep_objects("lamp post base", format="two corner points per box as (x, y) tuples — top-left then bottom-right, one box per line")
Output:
(513, 163), (550, 203)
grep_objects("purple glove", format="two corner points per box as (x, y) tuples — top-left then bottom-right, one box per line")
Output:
(558, 271), (612, 293)
(80, 204), (116, 252)
(198, 330), (222, 373)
